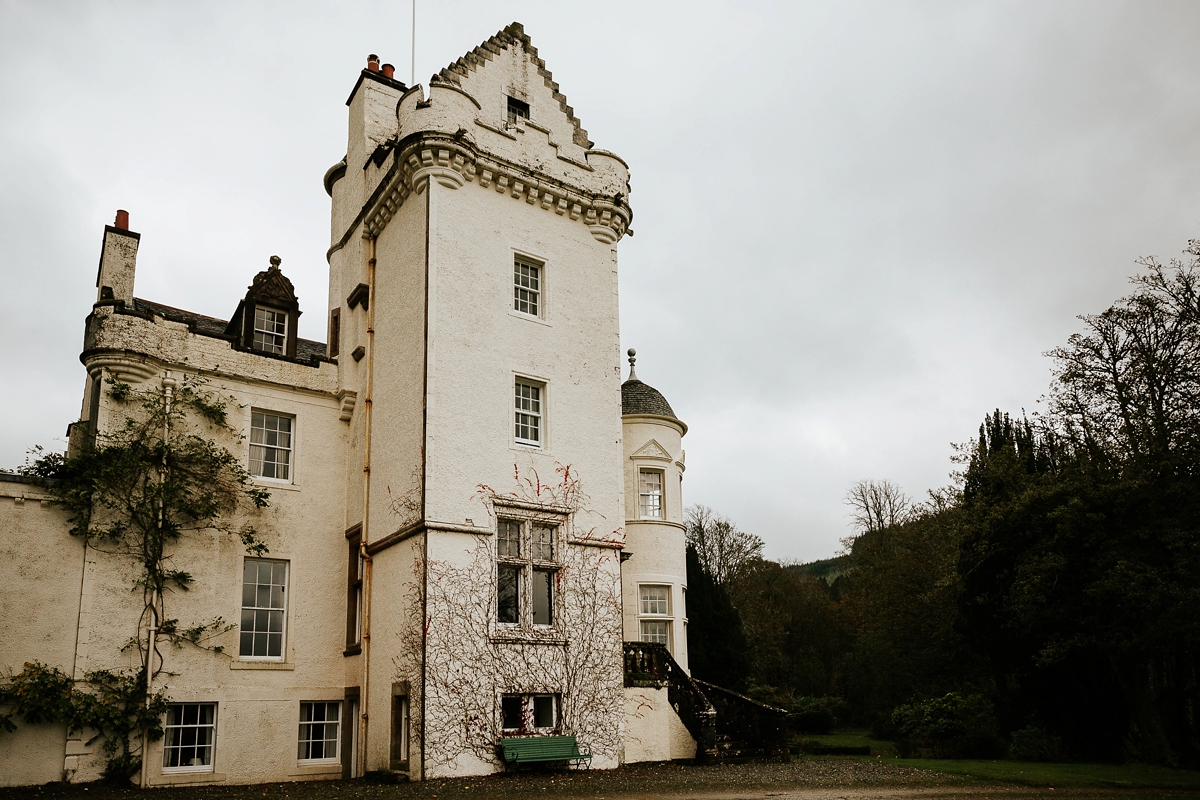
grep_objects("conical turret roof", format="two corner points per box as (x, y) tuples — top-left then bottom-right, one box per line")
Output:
(620, 350), (685, 431)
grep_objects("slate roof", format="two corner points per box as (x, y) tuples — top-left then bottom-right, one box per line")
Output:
(135, 298), (229, 337)
(621, 378), (678, 420)
(132, 298), (330, 366)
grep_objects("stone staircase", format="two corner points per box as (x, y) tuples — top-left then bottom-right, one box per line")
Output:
(623, 642), (789, 763)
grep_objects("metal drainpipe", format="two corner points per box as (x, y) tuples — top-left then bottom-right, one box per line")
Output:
(358, 239), (377, 778)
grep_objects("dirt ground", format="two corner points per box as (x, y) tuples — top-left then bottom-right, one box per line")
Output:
(2, 759), (1197, 800)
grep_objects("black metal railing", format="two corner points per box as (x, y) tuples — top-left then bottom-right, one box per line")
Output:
(623, 642), (717, 761)
(693, 679), (790, 761)
(623, 640), (669, 687)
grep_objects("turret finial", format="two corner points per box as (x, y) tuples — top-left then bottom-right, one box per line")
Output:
(269, 255), (281, 270)
(627, 348), (637, 380)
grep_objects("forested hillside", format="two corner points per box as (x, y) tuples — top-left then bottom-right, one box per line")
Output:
(685, 242), (1200, 766)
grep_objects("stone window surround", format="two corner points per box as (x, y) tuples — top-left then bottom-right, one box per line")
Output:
(344, 525), (364, 655)
(494, 511), (563, 631)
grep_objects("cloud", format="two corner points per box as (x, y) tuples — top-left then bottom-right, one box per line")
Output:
(3, 1), (1199, 561)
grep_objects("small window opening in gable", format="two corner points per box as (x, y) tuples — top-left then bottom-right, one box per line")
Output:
(507, 96), (530, 125)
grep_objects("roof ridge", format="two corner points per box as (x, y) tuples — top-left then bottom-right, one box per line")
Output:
(435, 21), (593, 149)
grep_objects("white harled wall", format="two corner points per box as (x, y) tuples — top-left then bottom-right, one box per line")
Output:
(621, 415), (689, 671)
(331, 28), (634, 778)
(618, 412), (696, 764)
(0, 477), (79, 786)
(83, 346), (347, 788)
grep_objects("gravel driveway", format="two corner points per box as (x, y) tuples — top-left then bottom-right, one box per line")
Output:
(2, 759), (1196, 800)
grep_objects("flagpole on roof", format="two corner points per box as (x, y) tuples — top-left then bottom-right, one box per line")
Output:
(411, 0), (416, 86)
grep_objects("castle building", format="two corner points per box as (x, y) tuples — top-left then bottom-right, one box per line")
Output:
(0, 24), (780, 788)
(0, 25), (710, 786)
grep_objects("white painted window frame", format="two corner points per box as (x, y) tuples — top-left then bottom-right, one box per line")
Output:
(638, 583), (673, 649)
(513, 257), (542, 318)
(297, 700), (341, 765)
(239, 558), (289, 662)
(249, 410), (294, 483)
(252, 306), (288, 354)
(495, 517), (560, 630)
(638, 468), (664, 519)
(500, 692), (560, 734)
(161, 702), (217, 774)
(513, 378), (544, 448)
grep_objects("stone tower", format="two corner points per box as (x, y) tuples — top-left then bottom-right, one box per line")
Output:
(326, 24), (632, 778)
(619, 350), (689, 672)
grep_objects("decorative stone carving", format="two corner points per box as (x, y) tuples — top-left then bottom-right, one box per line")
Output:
(630, 439), (673, 462)
(338, 389), (357, 421)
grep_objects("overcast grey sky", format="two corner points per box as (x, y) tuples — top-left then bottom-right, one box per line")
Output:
(3, 1), (1199, 562)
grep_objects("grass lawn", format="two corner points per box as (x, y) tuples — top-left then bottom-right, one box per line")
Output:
(866, 757), (1200, 790)
(801, 730), (898, 757)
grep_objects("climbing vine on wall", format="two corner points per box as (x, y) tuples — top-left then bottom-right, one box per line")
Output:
(393, 464), (624, 772)
(0, 662), (169, 780)
(5, 372), (270, 780)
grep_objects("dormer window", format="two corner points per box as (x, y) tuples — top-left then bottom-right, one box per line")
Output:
(253, 307), (288, 354)
(507, 96), (529, 125)
(226, 256), (302, 359)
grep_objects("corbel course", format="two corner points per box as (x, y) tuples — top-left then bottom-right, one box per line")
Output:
(359, 135), (630, 245)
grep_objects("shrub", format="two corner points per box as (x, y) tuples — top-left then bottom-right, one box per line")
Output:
(790, 696), (846, 734)
(1009, 724), (1066, 762)
(891, 692), (1004, 758)
(870, 712), (898, 741)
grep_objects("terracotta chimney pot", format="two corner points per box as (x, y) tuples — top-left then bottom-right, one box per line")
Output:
(367, 54), (380, 72)
(114, 209), (129, 230)
(381, 63), (395, 79)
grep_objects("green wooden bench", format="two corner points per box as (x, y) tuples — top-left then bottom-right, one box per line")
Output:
(499, 735), (591, 769)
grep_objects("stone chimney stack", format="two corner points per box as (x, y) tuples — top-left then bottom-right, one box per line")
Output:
(345, 54), (406, 184)
(96, 209), (140, 305)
